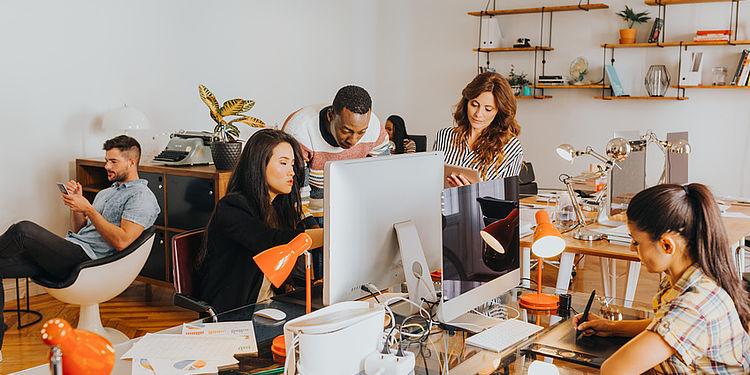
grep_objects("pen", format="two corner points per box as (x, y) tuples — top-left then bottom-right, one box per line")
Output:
(576, 289), (596, 339)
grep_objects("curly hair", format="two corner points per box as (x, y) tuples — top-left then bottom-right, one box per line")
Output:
(452, 72), (521, 179)
(332, 85), (372, 115)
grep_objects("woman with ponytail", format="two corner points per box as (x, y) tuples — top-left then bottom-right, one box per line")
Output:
(575, 183), (750, 374)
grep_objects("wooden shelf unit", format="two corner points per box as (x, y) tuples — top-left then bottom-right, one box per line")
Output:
(516, 95), (553, 99)
(671, 85), (750, 88)
(602, 40), (750, 48)
(474, 46), (554, 52)
(468, 3), (608, 16)
(534, 84), (610, 89)
(594, 96), (689, 100)
(645, 0), (743, 5)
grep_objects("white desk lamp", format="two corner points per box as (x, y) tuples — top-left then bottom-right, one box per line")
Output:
(102, 105), (150, 132)
(555, 138), (630, 240)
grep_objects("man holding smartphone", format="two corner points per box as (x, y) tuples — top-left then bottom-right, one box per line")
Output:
(0, 135), (160, 354)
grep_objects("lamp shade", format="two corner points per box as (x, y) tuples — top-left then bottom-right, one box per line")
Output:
(531, 210), (565, 258)
(555, 144), (576, 161)
(102, 105), (150, 130)
(480, 208), (519, 254)
(253, 233), (312, 288)
(670, 139), (691, 154)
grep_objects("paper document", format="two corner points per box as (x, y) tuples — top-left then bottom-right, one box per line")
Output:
(182, 321), (257, 354)
(122, 333), (241, 363)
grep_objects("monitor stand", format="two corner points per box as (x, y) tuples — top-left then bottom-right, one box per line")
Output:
(394, 220), (438, 315)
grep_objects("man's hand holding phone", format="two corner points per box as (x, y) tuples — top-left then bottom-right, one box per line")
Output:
(65, 180), (83, 196)
(61, 180), (93, 215)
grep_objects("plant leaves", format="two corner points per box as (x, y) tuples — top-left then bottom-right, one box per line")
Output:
(219, 99), (246, 117)
(235, 116), (265, 128)
(198, 84), (221, 114)
(228, 128), (240, 138)
(240, 100), (255, 113)
(210, 110), (227, 125)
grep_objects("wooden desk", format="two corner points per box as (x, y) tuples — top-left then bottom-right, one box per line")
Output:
(520, 202), (750, 306)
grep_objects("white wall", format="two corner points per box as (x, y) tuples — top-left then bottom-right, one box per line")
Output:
(0, 0), (377, 233)
(2, 0), (749, 236)
(373, 0), (750, 197)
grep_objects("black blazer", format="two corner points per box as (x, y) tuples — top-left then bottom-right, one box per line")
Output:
(196, 193), (304, 313)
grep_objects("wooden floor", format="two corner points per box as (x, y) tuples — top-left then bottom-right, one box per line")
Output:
(0, 282), (198, 374)
(0, 257), (659, 373)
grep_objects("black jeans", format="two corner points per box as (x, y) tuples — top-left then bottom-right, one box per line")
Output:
(0, 221), (90, 349)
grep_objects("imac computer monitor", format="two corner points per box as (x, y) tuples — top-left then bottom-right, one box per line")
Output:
(438, 176), (520, 323)
(323, 152), (443, 306)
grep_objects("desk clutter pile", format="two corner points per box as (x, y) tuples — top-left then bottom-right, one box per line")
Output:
(590, 224), (632, 246)
(124, 322), (257, 375)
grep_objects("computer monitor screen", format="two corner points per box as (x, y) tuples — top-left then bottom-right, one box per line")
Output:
(323, 152), (444, 306)
(438, 176), (520, 323)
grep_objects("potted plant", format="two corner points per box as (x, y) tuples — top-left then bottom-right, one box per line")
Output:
(616, 6), (651, 44)
(507, 65), (533, 96)
(198, 84), (265, 170)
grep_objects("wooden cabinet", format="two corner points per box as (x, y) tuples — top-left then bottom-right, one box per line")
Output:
(76, 158), (232, 287)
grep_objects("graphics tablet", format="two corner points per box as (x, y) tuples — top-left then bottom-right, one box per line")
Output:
(444, 164), (480, 188)
(525, 320), (631, 368)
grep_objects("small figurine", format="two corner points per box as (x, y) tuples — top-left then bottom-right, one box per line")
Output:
(41, 319), (115, 375)
(513, 38), (532, 48)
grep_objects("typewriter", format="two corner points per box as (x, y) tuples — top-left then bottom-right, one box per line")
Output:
(152, 131), (215, 166)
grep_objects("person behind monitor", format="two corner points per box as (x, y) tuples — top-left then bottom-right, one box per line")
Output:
(0, 135), (159, 351)
(433, 72), (523, 187)
(384, 115), (416, 154)
(282, 85), (390, 226)
(575, 183), (750, 374)
(195, 129), (323, 313)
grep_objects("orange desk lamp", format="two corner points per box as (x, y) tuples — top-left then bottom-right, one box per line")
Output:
(253, 233), (314, 313)
(519, 210), (566, 310)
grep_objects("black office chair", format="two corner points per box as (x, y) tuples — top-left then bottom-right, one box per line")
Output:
(407, 135), (427, 152)
(519, 161), (538, 196)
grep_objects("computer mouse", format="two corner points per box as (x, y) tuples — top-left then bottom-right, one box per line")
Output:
(254, 308), (286, 321)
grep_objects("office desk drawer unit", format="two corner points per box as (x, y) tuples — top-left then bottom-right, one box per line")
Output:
(76, 158), (231, 286)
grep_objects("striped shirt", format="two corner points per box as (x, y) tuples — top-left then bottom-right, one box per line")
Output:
(433, 127), (523, 181)
(283, 104), (390, 217)
(646, 264), (750, 374)
(389, 138), (417, 154)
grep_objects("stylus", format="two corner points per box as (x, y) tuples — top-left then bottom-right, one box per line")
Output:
(576, 289), (596, 339)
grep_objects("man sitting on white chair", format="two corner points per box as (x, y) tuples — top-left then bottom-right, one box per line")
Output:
(0, 135), (160, 352)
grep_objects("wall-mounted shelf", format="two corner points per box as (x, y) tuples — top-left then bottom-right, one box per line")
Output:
(671, 85), (750, 89)
(534, 84), (610, 89)
(468, 3), (608, 16)
(594, 96), (689, 100)
(645, 0), (742, 5)
(602, 40), (750, 48)
(517, 95), (553, 99)
(474, 47), (554, 52)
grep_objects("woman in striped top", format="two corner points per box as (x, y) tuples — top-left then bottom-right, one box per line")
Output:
(434, 72), (523, 187)
(385, 115), (416, 154)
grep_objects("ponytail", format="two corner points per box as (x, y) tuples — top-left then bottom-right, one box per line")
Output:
(628, 183), (750, 330)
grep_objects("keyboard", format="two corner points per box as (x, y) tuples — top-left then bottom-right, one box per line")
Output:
(153, 150), (189, 162)
(465, 319), (544, 353)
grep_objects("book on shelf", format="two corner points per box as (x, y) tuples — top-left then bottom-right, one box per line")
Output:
(693, 29), (731, 42)
(734, 50), (750, 86)
(604, 66), (628, 96)
(648, 18), (663, 43)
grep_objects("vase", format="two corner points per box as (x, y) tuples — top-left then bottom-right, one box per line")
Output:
(40, 319), (115, 375)
(619, 28), (636, 44)
(210, 141), (242, 170)
(645, 65), (670, 97)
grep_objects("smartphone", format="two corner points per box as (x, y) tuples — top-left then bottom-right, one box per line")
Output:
(57, 182), (70, 195)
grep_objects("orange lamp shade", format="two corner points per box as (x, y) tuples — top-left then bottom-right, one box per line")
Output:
(531, 210), (565, 258)
(40, 319), (115, 375)
(480, 208), (519, 254)
(253, 233), (313, 288)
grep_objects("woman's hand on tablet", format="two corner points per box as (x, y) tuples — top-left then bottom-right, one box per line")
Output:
(447, 173), (472, 187)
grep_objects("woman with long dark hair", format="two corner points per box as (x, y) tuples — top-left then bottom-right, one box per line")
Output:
(384, 115), (416, 154)
(575, 183), (750, 374)
(433, 72), (523, 187)
(196, 129), (322, 313)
